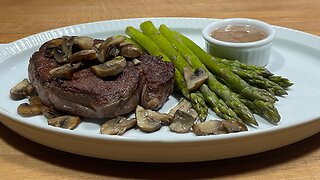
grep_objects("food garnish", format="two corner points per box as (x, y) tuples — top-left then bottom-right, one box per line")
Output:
(100, 116), (137, 135)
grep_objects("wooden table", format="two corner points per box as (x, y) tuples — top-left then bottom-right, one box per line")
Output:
(0, 0), (319, 179)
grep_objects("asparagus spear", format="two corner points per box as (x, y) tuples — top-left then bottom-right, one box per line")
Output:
(213, 58), (273, 77)
(139, 21), (189, 73)
(125, 26), (208, 121)
(237, 95), (280, 123)
(190, 92), (208, 122)
(225, 66), (287, 96)
(268, 75), (294, 89)
(177, 32), (273, 77)
(199, 84), (242, 122)
(174, 69), (190, 99)
(137, 22), (256, 125)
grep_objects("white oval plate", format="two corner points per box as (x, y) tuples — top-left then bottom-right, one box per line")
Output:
(0, 18), (319, 162)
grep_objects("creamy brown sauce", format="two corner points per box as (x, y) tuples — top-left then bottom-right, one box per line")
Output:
(210, 24), (267, 43)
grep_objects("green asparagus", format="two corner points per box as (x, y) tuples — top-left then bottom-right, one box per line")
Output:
(225, 66), (287, 96)
(177, 32), (273, 77)
(139, 21), (255, 124)
(190, 92), (208, 122)
(268, 75), (294, 89)
(199, 84), (241, 122)
(237, 95), (280, 123)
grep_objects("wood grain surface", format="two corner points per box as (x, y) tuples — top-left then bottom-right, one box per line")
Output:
(0, 0), (319, 179)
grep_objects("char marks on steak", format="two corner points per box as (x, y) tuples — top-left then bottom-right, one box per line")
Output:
(28, 39), (175, 119)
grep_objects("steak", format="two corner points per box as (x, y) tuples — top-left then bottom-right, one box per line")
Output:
(28, 39), (175, 119)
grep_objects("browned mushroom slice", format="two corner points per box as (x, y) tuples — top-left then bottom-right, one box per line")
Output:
(47, 115), (80, 130)
(68, 49), (97, 63)
(169, 110), (196, 133)
(45, 38), (63, 58)
(168, 99), (199, 120)
(192, 120), (228, 136)
(10, 79), (35, 100)
(187, 108), (198, 119)
(53, 47), (69, 64)
(91, 56), (127, 77)
(71, 62), (84, 70)
(97, 36), (126, 62)
(100, 116), (137, 135)
(49, 64), (74, 79)
(17, 103), (43, 117)
(73, 36), (94, 50)
(136, 105), (171, 133)
(42, 106), (61, 119)
(221, 120), (248, 133)
(168, 99), (193, 116)
(183, 67), (208, 91)
(61, 36), (74, 56)
(28, 95), (42, 105)
(120, 44), (142, 58)
(47, 38), (63, 48)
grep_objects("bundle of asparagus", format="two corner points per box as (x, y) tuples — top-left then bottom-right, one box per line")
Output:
(125, 21), (293, 126)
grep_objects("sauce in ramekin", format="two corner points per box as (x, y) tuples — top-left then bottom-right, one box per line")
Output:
(210, 24), (267, 43)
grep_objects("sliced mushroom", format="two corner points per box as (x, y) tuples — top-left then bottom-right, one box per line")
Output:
(91, 56), (127, 77)
(136, 105), (171, 132)
(53, 47), (68, 64)
(68, 49), (97, 62)
(100, 116), (137, 135)
(73, 36), (94, 50)
(168, 99), (198, 120)
(221, 120), (248, 133)
(183, 67), (208, 91)
(187, 108), (198, 119)
(71, 62), (84, 70)
(28, 95), (42, 105)
(17, 103), (43, 117)
(47, 115), (80, 130)
(145, 109), (173, 124)
(120, 44), (142, 58)
(42, 106), (61, 119)
(192, 120), (228, 136)
(61, 36), (74, 56)
(49, 64), (74, 79)
(94, 43), (101, 50)
(10, 79), (35, 100)
(97, 45), (121, 62)
(47, 38), (63, 48)
(98, 36), (126, 52)
(168, 99), (193, 116)
(97, 36), (126, 62)
(45, 38), (63, 58)
(169, 110), (196, 133)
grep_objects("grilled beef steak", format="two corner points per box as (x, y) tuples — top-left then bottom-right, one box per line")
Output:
(28, 39), (175, 119)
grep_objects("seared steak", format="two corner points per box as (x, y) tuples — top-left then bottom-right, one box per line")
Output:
(28, 39), (175, 119)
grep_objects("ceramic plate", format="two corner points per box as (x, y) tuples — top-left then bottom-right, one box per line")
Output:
(0, 18), (319, 162)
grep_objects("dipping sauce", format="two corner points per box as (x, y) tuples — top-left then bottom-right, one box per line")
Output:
(210, 24), (268, 43)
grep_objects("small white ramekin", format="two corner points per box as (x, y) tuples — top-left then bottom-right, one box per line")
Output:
(202, 18), (276, 66)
